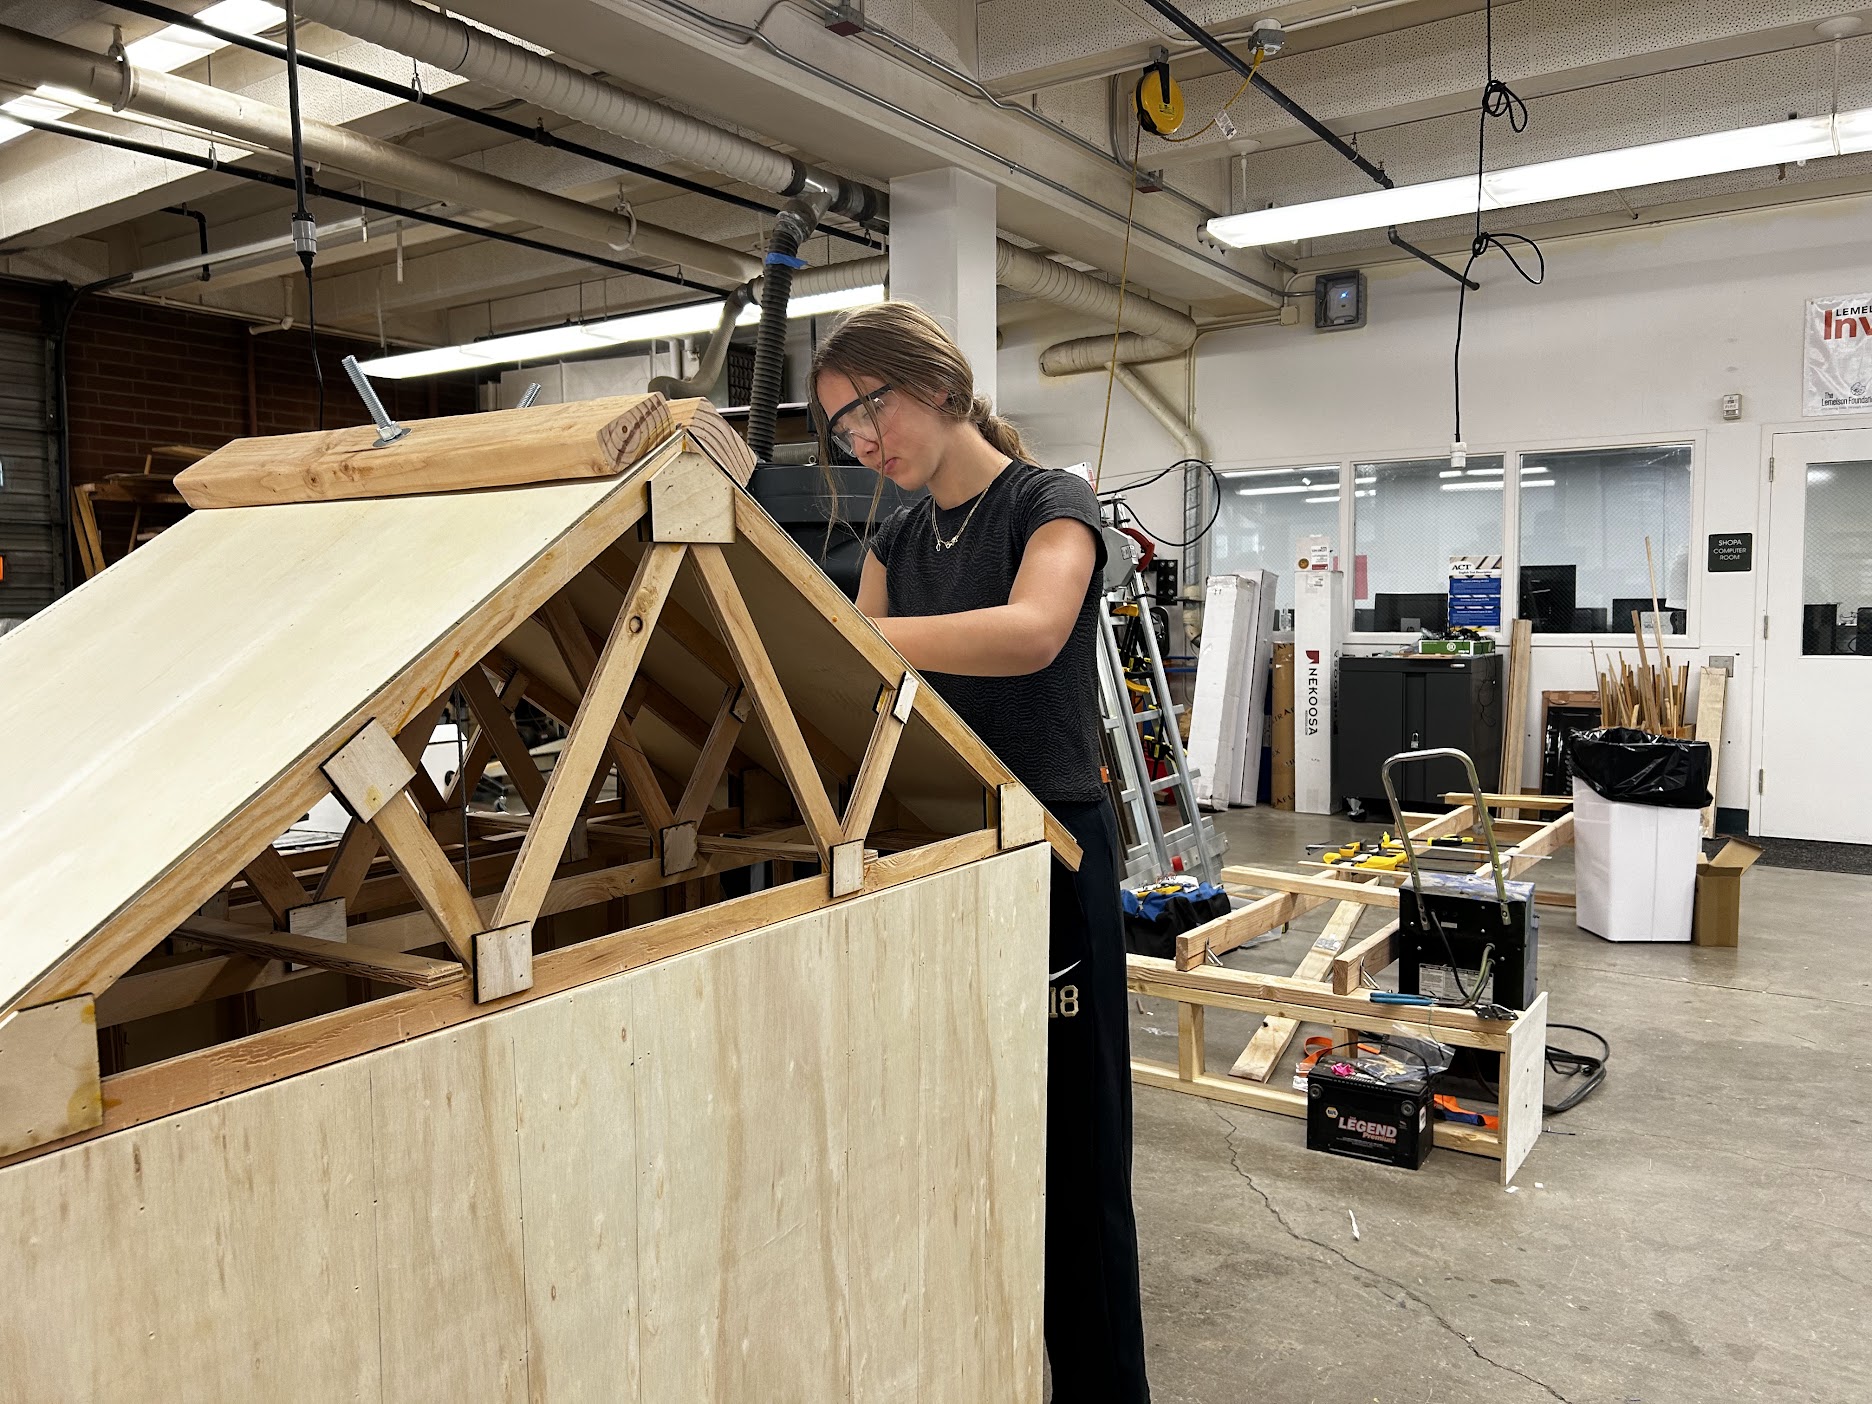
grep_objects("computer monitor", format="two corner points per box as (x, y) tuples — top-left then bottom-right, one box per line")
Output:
(1610, 598), (1686, 635)
(1372, 592), (1447, 633)
(1519, 565), (1576, 632)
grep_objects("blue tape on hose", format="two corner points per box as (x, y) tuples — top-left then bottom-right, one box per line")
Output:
(764, 251), (808, 269)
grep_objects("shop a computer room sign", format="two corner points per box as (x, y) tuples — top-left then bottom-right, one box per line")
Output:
(1805, 294), (1872, 416)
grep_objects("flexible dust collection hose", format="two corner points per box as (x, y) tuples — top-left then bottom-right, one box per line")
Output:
(745, 181), (837, 462)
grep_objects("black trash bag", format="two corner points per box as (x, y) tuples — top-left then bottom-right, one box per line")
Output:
(1568, 727), (1712, 808)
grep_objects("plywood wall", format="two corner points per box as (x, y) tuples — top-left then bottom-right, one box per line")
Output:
(0, 848), (1050, 1404)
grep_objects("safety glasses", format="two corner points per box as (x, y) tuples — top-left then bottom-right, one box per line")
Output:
(823, 383), (894, 458)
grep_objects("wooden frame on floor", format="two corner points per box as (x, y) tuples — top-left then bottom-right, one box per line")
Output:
(1128, 795), (1576, 1183)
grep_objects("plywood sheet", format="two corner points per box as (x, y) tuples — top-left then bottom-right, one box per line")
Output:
(633, 895), (854, 1400)
(0, 850), (1048, 1400)
(919, 852), (1049, 1399)
(0, 474), (633, 1014)
(371, 1023), (530, 1402)
(0, 1062), (381, 1404)
(511, 982), (642, 1403)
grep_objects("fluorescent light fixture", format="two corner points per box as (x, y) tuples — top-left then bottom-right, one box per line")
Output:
(0, 89), (77, 121)
(1219, 466), (1333, 480)
(360, 283), (887, 379)
(0, 118), (25, 146)
(124, 2), (285, 74)
(1236, 482), (1331, 497)
(1208, 108), (1872, 248)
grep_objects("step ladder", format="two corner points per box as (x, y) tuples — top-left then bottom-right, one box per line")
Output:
(1095, 560), (1224, 888)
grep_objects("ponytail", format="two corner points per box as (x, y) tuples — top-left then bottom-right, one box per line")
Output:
(967, 395), (1033, 463)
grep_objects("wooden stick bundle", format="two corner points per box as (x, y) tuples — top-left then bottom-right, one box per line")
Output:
(1592, 537), (1690, 734)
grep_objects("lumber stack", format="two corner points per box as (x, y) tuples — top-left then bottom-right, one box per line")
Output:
(1590, 537), (1692, 737)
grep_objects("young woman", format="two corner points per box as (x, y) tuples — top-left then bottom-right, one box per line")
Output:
(812, 301), (1151, 1403)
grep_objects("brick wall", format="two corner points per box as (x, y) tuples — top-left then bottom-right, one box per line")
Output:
(45, 287), (477, 487)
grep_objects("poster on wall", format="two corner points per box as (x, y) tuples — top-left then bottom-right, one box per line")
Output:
(1804, 294), (1872, 417)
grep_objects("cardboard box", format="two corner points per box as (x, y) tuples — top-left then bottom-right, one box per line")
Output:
(1271, 643), (1295, 811)
(1572, 781), (1700, 942)
(1692, 839), (1765, 947)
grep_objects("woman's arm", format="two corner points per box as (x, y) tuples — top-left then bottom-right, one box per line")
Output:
(869, 518), (1098, 677)
(857, 550), (890, 619)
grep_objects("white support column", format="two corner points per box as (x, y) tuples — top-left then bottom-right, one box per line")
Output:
(888, 168), (999, 402)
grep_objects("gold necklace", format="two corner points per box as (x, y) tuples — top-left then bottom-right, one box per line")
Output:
(930, 471), (1002, 552)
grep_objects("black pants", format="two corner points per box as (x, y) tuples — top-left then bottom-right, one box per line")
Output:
(1044, 799), (1150, 1403)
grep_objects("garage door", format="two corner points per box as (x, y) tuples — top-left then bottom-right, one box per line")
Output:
(0, 327), (62, 622)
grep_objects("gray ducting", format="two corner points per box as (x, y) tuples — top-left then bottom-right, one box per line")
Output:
(994, 242), (1198, 375)
(290, 0), (1203, 376)
(0, 25), (759, 284)
(297, 0), (886, 228)
(648, 280), (754, 398)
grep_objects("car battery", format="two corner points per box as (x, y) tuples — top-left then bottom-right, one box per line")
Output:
(1305, 1046), (1435, 1170)
(1396, 871), (1539, 1011)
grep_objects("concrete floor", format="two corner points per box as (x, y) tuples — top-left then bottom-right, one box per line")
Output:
(1127, 807), (1872, 1404)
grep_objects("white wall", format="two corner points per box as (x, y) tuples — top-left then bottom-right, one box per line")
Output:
(996, 194), (1872, 823)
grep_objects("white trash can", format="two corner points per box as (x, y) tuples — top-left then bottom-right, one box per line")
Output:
(1571, 779), (1700, 942)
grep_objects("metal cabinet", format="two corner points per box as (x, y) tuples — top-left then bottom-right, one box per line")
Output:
(1335, 654), (1503, 815)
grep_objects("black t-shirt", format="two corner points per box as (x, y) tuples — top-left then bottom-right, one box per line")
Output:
(868, 462), (1108, 806)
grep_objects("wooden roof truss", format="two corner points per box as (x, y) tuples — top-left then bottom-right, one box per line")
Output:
(0, 395), (1075, 1167)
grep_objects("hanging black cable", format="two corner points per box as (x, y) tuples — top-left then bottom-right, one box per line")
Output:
(280, 0), (324, 429)
(102, 0), (878, 245)
(1451, 0), (1545, 451)
(1096, 458), (1225, 549)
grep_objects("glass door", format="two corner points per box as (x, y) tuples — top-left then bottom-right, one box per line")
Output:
(1759, 430), (1872, 841)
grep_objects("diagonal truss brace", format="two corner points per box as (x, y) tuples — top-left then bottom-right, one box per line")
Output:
(495, 543), (686, 930)
(689, 543), (844, 858)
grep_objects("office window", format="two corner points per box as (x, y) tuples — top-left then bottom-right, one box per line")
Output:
(1802, 458), (1872, 655)
(1352, 454), (1506, 633)
(1210, 464), (1340, 622)
(1518, 444), (1693, 635)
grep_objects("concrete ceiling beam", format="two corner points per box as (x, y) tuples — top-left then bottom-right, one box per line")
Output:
(440, 0), (1281, 307)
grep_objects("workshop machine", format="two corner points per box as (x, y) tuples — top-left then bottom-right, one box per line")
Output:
(1380, 748), (1539, 1018)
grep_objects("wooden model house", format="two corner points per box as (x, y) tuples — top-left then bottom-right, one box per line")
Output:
(0, 394), (1069, 1400)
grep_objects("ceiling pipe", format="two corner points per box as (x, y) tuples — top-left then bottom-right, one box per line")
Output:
(0, 24), (760, 284)
(295, 0), (887, 230)
(286, 0), (1205, 374)
(995, 243), (1197, 375)
(102, 0), (876, 245)
(1110, 363), (1208, 462)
